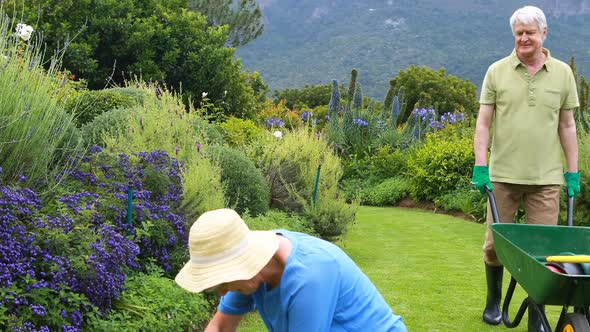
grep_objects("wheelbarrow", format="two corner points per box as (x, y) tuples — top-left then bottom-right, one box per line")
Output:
(486, 188), (590, 331)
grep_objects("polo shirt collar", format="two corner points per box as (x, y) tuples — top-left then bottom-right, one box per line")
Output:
(510, 48), (553, 72)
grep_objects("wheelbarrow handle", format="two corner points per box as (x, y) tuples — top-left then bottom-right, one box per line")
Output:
(484, 186), (501, 224)
(564, 187), (574, 227)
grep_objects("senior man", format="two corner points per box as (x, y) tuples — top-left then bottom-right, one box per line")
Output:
(472, 5), (580, 332)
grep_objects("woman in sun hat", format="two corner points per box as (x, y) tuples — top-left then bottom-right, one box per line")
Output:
(175, 208), (407, 332)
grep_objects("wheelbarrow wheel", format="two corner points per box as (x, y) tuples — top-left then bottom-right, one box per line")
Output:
(557, 313), (590, 332)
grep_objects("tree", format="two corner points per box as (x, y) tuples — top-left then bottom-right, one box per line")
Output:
(6, 0), (260, 118)
(392, 65), (478, 124)
(187, 0), (264, 47)
(272, 83), (332, 109)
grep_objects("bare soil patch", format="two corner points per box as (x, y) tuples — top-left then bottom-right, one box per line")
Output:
(396, 198), (477, 222)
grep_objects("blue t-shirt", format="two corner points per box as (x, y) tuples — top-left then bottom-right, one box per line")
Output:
(219, 229), (407, 332)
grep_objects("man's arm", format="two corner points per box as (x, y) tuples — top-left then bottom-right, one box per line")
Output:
(558, 108), (578, 173)
(474, 104), (495, 165)
(203, 311), (243, 332)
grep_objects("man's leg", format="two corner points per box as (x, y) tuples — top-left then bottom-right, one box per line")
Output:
(523, 185), (560, 332)
(482, 182), (521, 325)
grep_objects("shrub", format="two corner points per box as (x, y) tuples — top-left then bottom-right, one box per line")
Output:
(67, 89), (138, 127)
(218, 116), (264, 148)
(340, 177), (375, 203)
(258, 128), (342, 214)
(0, 16), (82, 185)
(559, 130), (590, 226)
(244, 210), (316, 235)
(0, 181), (139, 331)
(102, 82), (216, 161)
(363, 177), (411, 206)
(303, 196), (358, 241)
(434, 180), (486, 222)
(106, 87), (150, 105)
(211, 146), (270, 217)
(80, 107), (139, 147)
(254, 128), (356, 238)
(85, 266), (210, 332)
(406, 125), (474, 201)
(178, 155), (225, 223)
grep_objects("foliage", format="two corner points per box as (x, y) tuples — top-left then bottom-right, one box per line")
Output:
(244, 209), (316, 235)
(257, 128), (341, 212)
(362, 177), (411, 207)
(254, 127), (356, 238)
(246, 70), (270, 106)
(342, 146), (408, 184)
(352, 82), (363, 110)
(406, 124), (474, 201)
(347, 68), (358, 101)
(67, 89), (138, 127)
(85, 266), (210, 331)
(102, 81), (217, 160)
(49, 149), (189, 274)
(272, 83), (334, 109)
(258, 100), (302, 129)
(328, 79), (343, 117)
(434, 180), (487, 223)
(0, 13), (83, 186)
(303, 196), (358, 241)
(0, 167), (142, 330)
(178, 154), (225, 223)
(327, 98), (401, 158)
(218, 116), (264, 148)
(188, 0), (264, 47)
(106, 87), (150, 105)
(561, 130), (590, 226)
(2, 147), (204, 330)
(80, 107), (139, 147)
(392, 65), (479, 124)
(383, 79), (397, 114)
(97, 82), (227, 223)
(7, 0), (260, 117)
(211, 145), (270, 217)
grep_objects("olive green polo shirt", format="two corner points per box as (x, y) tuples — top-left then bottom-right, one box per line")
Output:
(479, 48), (579, 185)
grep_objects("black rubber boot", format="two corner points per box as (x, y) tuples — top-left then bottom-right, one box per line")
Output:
(482, 264), (503, 325)
(528, 303), (546, 332)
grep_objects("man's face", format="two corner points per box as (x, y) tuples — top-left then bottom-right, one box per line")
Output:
(513, 21), (546, 59)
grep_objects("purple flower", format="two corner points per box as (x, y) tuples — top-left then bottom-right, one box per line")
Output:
(31, 304), (47, 316)
(88, 146), (103, 154)
(301, 111), (313, 121)
(352, 118), (369, 127)
(266, 117), (285, 128)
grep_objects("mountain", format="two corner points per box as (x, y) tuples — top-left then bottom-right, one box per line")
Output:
(236, 0), (590, 99)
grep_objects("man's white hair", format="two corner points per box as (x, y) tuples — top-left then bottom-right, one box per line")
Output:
(510, 6), (547, 35)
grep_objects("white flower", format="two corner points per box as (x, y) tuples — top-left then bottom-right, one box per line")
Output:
(202, 92), (208, 98)
(273, 131), (283, 139)
(15, 23), (34, 42)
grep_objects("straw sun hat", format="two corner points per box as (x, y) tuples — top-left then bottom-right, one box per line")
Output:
(175, 208), (279, 293)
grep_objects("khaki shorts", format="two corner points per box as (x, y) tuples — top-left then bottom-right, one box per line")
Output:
(483, 182), (560, 266)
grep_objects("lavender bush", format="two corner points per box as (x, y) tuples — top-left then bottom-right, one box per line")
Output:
(0, 147), (191, 331)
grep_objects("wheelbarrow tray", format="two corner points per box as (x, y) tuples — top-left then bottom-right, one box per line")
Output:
(491, 223), (590, 306)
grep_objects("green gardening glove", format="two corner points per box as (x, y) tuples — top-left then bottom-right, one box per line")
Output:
(564, 172), (581, 198)
(471, 165), (493, 194)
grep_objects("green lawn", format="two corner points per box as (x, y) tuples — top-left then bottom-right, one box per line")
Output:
(236, 206), (562, 331)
